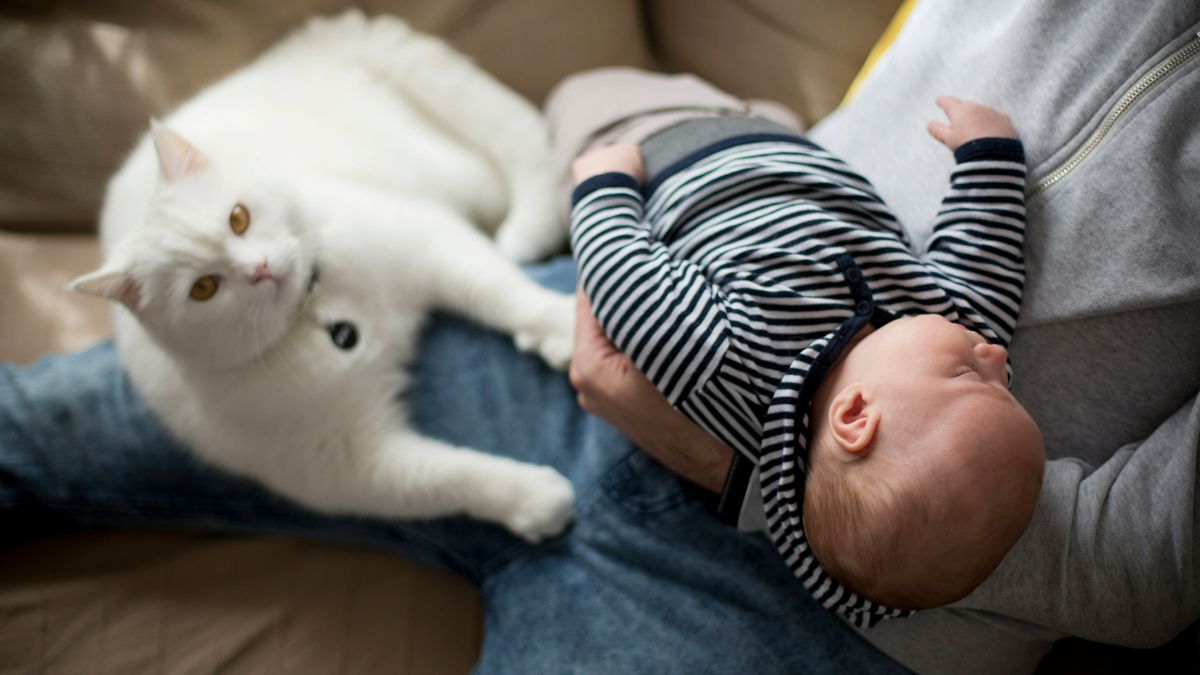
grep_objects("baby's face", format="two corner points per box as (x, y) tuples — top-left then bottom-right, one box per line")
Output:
(859, 314), (1010, 392)
(845, 314), (1044, 478)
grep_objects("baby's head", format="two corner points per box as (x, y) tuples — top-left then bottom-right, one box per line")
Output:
(803, 314), (1045, 610)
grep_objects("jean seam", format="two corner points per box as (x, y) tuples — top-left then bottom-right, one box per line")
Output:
(474, 447), (644, 577)
(597, 451), (690, 515)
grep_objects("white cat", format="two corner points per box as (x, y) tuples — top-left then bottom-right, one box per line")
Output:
(70, 11), (576, 542)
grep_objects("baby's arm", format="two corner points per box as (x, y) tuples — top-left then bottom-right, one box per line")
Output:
(926, 96), (1017, 150)
(921, 97), (1027, 345)
(570, 144), (730, 406)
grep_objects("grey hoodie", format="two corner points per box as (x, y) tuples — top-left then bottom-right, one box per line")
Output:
(811, 0), (1200, 672)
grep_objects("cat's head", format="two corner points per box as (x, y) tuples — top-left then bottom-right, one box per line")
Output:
(71, 124), (316, 369)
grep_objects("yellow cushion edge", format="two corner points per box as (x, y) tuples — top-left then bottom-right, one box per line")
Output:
(841, 0), (918, 105)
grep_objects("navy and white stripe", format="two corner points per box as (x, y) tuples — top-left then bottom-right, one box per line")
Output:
(571, 134), (1027, 628)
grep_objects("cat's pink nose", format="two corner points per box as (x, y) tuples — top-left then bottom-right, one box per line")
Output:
(251, 261), (272, 284)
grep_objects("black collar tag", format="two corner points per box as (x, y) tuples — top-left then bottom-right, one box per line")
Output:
(327, 321), (358, 351)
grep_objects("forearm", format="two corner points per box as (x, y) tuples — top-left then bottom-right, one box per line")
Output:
(928, 137), (1027, 256)
(573, 353), (731, 494)
(567, 144), (741, 492)
(571, 175), (734, 408)
(568, 287), (735, 495)
(924, 137), (1027, 343)
(569, 142), (652, 293)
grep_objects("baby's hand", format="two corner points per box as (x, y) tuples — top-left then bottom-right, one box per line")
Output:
(927, 97), (1017, 151)
(571, 143), (645, 185)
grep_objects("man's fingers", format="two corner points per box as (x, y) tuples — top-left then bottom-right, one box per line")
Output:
(574, 288), (592, 328)
(574, 289), (606, 345)
(570, 287), (632, 398)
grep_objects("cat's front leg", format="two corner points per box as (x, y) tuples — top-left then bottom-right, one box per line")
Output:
(415, 209), (576, 371)
(358, 431), (575, 543)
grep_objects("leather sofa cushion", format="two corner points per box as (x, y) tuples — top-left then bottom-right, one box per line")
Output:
(0, 0), (654, 232)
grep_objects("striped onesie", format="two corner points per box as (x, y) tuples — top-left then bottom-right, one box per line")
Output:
(570, 133), (1027, 627)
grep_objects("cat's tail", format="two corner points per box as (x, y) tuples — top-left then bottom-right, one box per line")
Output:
(281, 10), (567, 262)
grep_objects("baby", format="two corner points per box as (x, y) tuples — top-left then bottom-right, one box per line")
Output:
(569, 96), (1046, 626)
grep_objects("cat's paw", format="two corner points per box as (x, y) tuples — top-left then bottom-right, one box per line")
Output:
(503, 466), (576, 543)
(493, 173), (567, 264)
(495, 226), (548, 264)
(301, 9), (373, 43)
(514, 293), (575, 370)
(300, 10), (419, 61)
(363, 13), (415, 43)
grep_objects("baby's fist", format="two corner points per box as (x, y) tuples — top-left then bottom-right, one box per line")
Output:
(571, 143), (645, 185)
(927, 97), (1017, 151)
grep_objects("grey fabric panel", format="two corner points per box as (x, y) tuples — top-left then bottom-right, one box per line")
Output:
(641, 117), (798, 180)
(810, 1), (1200, 673)
(813, 0), (1199, 251)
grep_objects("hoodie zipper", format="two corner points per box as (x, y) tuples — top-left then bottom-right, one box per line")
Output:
(1028, 31), (1200, 198)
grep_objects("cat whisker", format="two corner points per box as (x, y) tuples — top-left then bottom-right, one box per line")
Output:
(248, 292), (283, 388)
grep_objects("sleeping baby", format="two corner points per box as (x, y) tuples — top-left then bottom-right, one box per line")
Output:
(569, 96), (1046, 627)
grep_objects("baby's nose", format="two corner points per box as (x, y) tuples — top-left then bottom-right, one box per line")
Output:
(977, 342), (1007, 358)
(974, 342), (1009, 378)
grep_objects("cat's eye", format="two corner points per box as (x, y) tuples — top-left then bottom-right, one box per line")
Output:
(190, 275), (220, 301)
(229, 204), (250, 235)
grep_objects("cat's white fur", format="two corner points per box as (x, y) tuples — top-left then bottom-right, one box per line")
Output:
(70, 11), (577, 541)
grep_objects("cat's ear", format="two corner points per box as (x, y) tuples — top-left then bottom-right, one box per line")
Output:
(150, 121), (209, 182)
(69, 267), (143, 310)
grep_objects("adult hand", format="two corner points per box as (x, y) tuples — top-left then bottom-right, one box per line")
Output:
(927, 96), (1017, 151)
(568, 289), (733, 493)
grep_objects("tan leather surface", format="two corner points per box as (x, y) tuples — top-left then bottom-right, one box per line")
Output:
(646, 0), (903, 125)
(0, 0), (654, 233)
(0, 231), (109, 364)
(0, 532), (483, 674)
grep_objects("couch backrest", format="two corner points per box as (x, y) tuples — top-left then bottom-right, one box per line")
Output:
(0, 0), (897, 233)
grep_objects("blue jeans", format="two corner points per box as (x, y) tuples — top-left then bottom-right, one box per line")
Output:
(0, 257), (906, 674)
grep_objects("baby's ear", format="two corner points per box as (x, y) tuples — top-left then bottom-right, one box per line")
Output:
(69, 266), (142, 310)
(826, 384), (880, 457)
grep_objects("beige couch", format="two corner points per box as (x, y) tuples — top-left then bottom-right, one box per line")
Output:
(0, 1), (900, 671)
